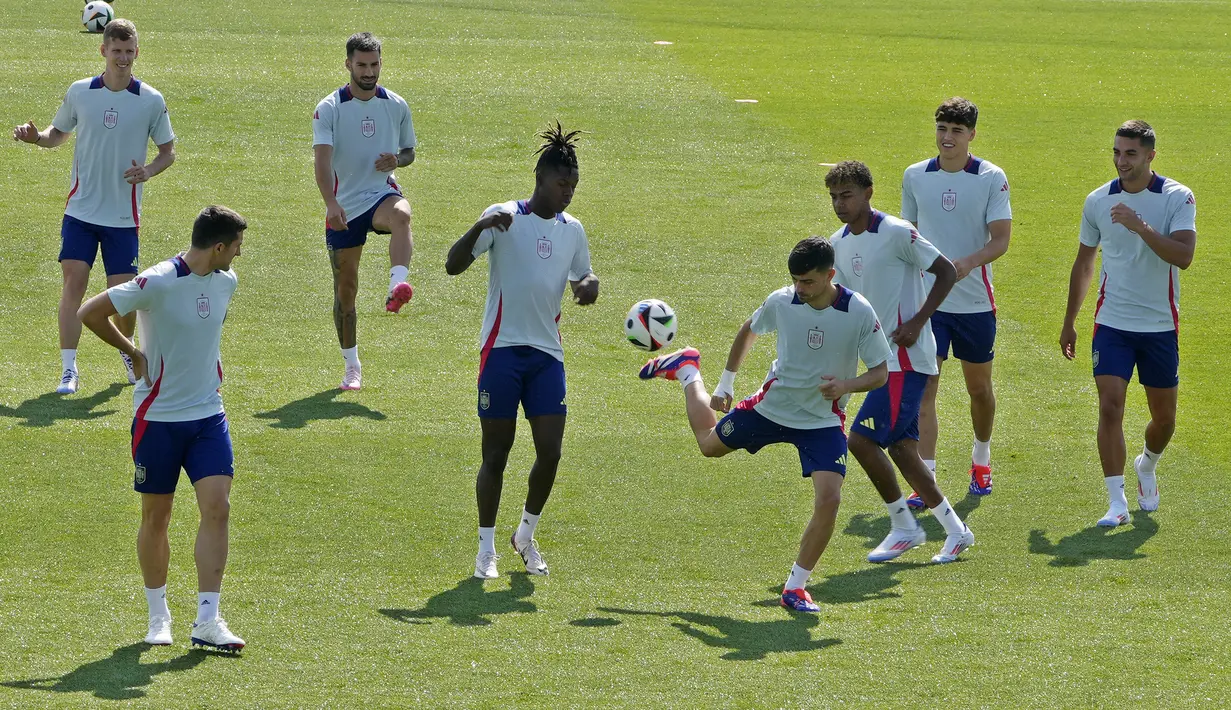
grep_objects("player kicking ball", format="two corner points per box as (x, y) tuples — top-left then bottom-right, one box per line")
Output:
(445, 123), (600, 579)
(77, 206), (248, 652)
(313, 32), (418, 391)
(826, 161), (976, 564)
(641, 237), (891, 613)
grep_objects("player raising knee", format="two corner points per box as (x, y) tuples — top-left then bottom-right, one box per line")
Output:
(826, 161), (976, 564)
(312, 32), (418, 391)
(445, 123), (600, 580)
(641, 237), (890, 613)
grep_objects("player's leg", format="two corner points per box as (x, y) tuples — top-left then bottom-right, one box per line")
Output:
(328, 244), (364, 390)
(1092, 325), (1135, 526)
(955, 311), (998, 496)
(511, 414), (564, 575)
(781, 427), (847, 613)
(132, 416), (180, 645)
(371, 195), (414, 313)
(1134, 331), (1179, 511)
(476, 417), (516, 578)
(56, 260), (91, 394)
(639, 347), (733, 457)
(185, 414), (243, 651)
(888, 438), (973, 563)
(910, 360), (943, 509)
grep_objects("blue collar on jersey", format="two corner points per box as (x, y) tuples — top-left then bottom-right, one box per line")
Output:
(1109, 172), (1166, 195)
(841, 209), (884, 237)
(338, 85), (388, 103)
(925, 154), (981, 174)
(516, 200), (567, 223)
(791, 284), (853, 312)
(89, 75), (142, 95)
(171, 255), (191, 277)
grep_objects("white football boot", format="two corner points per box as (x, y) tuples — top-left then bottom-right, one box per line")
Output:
(121, 352), (138, 385)
(868, 525), (927, 562)
(511, 535), (549, 576)
(190, 617), (245, 652)
(1097, 507), (1130, 527)
(474, 551), (500, 580)
(143, 616), (172, 646)
(340, 365), (362, 391)
(56, 368), (79, 395)
(932, 526), (976, 563)
(1134, 455), (1160, 512)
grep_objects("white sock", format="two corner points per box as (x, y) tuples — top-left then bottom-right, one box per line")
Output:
(677, 365), (701, 389)
(922, 460), (937, 480)
(1139, 446), (1162, 474)
(389, 265), (409, 294)
(341, 346), (360, 368)
(785, 563), (811, 590)
(886, 497), (916, 530)
(478, 526), (496, 556)
(1105, 475), (1128, 510)
(144, 585), (169, 619)
(61, 349), (77, 371)
(930, 497), (967, 535)
(196, 592), (220, 624)
(514, 509), (540, 545)
(972, 438), (991, 467)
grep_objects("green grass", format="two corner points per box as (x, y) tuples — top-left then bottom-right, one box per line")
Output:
(1, 0), (1229, 706)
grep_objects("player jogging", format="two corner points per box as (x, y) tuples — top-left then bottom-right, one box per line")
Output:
(1060, 120), (1196, 527)
(902, 97), (1012, 504)
(640, 237), (891, 613)
(444, 123), (600, 580)
(313, 31), (417, 391)
(13, 18), (175, 395)
(826, 161), (976, 564)
(77, 206), (248, 652)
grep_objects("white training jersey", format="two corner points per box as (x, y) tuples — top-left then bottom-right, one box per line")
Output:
(901, 155), (1012, 314)
(472, 200), (593, 362)
(51, 75), (174, 228)
(745, 285), (891, 430)
(109, 255), (237, 422)
(1080, 173), (1195, 333)
(830, 210), (942, 375)
(312, 85), (416, 218)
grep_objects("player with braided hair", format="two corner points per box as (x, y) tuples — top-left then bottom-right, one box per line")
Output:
(446, 122), (600, 579)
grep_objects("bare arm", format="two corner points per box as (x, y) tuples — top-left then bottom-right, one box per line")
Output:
(891, 254), (956, 347)
(953, 219), (1012, 280)
(820, 361), (889, 401)
(124, 140), (176, 184)
(1060, 243), (1099, 360)
(446, 212), (512, 276)
(570, 274), (599, 305)
(710, 320), (759, 412)
(398, 147), (415, 167)
(314, 144), (347, 230)
(1137, 227), (1195, 269)
(78, 292), (150, 384)
(13, 121), (71, 148)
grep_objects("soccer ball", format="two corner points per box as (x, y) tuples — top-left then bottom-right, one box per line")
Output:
(625, 299), (678, 352)
(82, 2), (114, 34)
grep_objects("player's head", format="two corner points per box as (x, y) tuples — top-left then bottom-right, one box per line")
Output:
(935, 97), (978, 159)
(788, 237), (836, 301)
(191, 206), (247, 269)
(532, 121), (582, 213)
(100, 19), (139, 75)
(1113, 120), (1156, 182)
(825, 161), (874, 225)
(345, 32), (382, 91)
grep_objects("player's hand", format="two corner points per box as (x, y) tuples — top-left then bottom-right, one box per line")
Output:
(478, 211), (513, 232)
(951, 257), (974, 281)
(709, 393), (733, 413)
(374, 152), (398, 172)
(124, 159), (150, 185)
(129, 348), (152, 387)
(890, 318), (924, 348)
(1110, 203), (1147, 235)
(572, 275), (599, 306)
(1059, 323), (1078, 361)
(326, 201), (348, 231)
(13, 120), (40, 144)
(819, 375), (847, 401)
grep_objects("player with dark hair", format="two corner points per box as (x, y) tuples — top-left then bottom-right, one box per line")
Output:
(77, 205), (248, 651)
(313, 31), (418, 391)
(1061, 120), (1196, 526)
(640, 237), (891, 612)
(446, 123), (600, 579)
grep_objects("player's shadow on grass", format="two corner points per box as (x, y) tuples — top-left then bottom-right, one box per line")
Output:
(2, 642), (214, 701)
(597, 606), (841, 661)
(1028, 511), (1159, 567)
(253, 389), (387, 429)
(843, 491), (983, 550)
(799, 561), (929, 605)
(380, 573), (536, 627)
(0, 382), (125, 428)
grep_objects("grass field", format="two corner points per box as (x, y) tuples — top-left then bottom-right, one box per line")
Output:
(2, 0), (1229, 706)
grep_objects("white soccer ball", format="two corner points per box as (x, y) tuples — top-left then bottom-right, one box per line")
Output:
(625, 299), (678, 352)
(82, 2), (115, 34)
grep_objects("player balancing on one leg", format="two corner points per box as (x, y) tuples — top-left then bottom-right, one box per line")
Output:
(445, 123), (600, 580)
(12, 18), (175, 395)
(313, 31), (418, 391)
(77, 206), (249, 652)
(825, 161), (975, 564)
(901, 97), (1012, 505)
(640, 238), (891, 613)
(1060, 120), (1196, 527)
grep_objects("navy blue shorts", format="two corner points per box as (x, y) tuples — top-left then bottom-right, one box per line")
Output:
(1092, 325), (1179, 389)
(325, 192), (402, 251)
(851, 371), (929, 448)
(59, 214), (139, 275)
(932, 310), (996, 364)
(477, 346), (567, 419)
(715, 406), (847, 477)
(131, 413), (234, 494)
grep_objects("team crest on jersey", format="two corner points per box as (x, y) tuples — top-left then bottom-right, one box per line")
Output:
(537, 238), (553, 259)
(103, 109), (118, 129)
(361, 118), (376, 137)
(479, 390), (491, 410)
(134, 464), (146, 485)
(851, 255), (864, 277)
(197, 296), (211, 319)
(720, 418), (735, 437)
(942, 189), (957, 212)
(807, 328), (824, 350)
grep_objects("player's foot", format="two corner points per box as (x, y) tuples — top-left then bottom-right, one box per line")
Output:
(780, 588), (820, 613)
(386, 282), (414, 313)
(906, 491), (926, 509)
(120, 352), (138, 385)
(474, 551), (500, 579)
(1134, 455), (1160, 512)
(1097, 507), (1130, 527)
(931, 526), (975, 564)
(340, 365), (362, 391)
(867, 525), (926, 562)
(638, 347), (701, 381)
(55, 368), (79, 395)
(143, 616), (172, 646)
(969, 463), (993, 496)
(190, 617), (244, 652)
(511, 535), (549, 576)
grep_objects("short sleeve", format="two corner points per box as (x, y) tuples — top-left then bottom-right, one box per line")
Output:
(986, 168), (1012, 223)
(312, 100), (334, 147)
(471, 204), (506, 258)
(900, 171), (918, 223)
(108, 272), (159, 316)
(858, 306), (891, 369)
(51, 87), (76, 133)
(748, 296), (778, 335)
(1167, 190), (1197, 234)
(150, 94), (174, 145)
(1079, 197), (1101, 247)
(399, 101), (417, 150)
(568, 225), (592, 281)
(899, 226), (942, 271)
